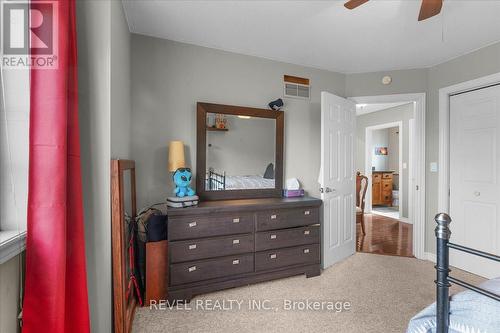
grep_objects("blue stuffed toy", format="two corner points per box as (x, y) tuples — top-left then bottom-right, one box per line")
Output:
(173, 168), (195, 197)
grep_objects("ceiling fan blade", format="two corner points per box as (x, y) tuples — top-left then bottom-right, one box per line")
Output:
(418, 0), (443, 21)
(344, 0), (369, 10)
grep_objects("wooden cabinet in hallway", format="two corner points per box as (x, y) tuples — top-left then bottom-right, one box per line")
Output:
(372, 171), (394, 206)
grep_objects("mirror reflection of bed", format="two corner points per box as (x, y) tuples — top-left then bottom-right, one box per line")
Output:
(205, 113), (276, 191)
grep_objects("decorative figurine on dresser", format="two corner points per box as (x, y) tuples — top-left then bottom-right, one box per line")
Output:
(166, 102), (322, 302)
(166, 140), (199, 208)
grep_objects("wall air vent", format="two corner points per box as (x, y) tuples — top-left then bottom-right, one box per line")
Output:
(284, 75), (310, 99)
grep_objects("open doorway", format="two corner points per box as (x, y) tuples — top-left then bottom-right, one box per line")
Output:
(365, 122), (404, 221)
(350, 94), (425, 259)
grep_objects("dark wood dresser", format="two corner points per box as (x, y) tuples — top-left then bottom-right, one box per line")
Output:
(167, 197), (322, 301)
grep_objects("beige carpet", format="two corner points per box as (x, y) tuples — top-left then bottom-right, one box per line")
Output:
(133, 253), (484, 333)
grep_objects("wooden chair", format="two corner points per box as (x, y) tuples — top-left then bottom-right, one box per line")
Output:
(356, 171), (368, 235)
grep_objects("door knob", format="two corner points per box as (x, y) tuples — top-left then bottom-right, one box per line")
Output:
(325, 187), (334, 193)
(320, 187), (335, 193)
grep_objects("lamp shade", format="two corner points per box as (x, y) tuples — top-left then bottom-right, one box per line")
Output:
(168, 141), (186, 172)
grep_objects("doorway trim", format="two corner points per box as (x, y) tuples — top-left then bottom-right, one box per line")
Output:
(364, 121), (404, 220)
(438, 72), (500, 214)
(349, 93), (426, 260)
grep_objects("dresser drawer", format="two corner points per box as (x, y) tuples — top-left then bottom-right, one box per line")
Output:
(170, 253), (254, 285)
(255, 226), (319, 251)
(170, 234), (254, 263)
(255, 244), (320, 271)
(256, 207), (319, 231)
(382, 173), (393, 179)
(168, 213), (254, 241)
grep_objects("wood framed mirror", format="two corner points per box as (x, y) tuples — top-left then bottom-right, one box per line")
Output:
(197, 102), (284, 201)
(111, 159), (138, 333)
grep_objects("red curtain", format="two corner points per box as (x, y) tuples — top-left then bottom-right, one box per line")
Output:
(23, 0), (90, 332)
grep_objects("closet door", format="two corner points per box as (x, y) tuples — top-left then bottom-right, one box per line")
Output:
(449, 84), (500, 278)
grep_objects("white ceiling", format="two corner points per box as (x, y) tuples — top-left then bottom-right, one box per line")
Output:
(355, 102), (412, 116)
(122, 0), (500, 73)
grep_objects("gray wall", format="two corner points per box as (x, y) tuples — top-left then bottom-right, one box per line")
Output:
(77, 1), (112, 332)
(130, 35), (345, 208)
(111, 0), (132, 159)
(0, 256), (22, 333)
(346, 68), (428, 97)
(78, 2), (132, 332)
(78, 1), (132, 332)
(356, 103), (414, 218)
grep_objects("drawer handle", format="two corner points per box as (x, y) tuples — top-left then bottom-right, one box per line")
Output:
(270, 253), (277, 259)
(304, 230), (310, 235)
(303, 248), (310, 254)
(232, 239), (240, 245)
(188, 221), (197, 228)
(304, 210), (310, 215)
(232, 259), (240, 265)
(232, 218), (240, 223)
(270, 214), (277, 220)
(188, 266), (197, 272)
(188, 244), (197, 250)
(270, 234), (277, 240)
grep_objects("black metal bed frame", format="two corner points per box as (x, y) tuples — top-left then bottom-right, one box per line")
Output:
(434, 213), (500, 333)
(206, 169), (226, 190)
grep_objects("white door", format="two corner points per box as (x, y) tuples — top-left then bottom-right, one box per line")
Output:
(450, 84), (500, 279)
(320, 91), (356, 269)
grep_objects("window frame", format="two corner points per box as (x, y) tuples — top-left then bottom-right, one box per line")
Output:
(0, 231), (26, 264)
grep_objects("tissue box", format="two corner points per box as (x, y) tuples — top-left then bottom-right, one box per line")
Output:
(282, 189), (304, 197)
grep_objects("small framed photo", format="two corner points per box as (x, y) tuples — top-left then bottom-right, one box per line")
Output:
(375, 147), (388, 155)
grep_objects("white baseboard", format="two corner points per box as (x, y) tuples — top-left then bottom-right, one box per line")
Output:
(424, 252), (436, 263)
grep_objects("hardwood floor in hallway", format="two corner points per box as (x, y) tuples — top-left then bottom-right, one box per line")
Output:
(356, 214), (413, 257)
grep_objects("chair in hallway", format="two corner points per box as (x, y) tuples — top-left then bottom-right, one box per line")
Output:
(356, 171), (368, 235)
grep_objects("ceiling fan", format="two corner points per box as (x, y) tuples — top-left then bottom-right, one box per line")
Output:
(344, 0), (443, 21)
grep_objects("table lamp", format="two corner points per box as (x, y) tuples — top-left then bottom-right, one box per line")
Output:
(167, 141), (196, 204)
(168, 141), (185, 172)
